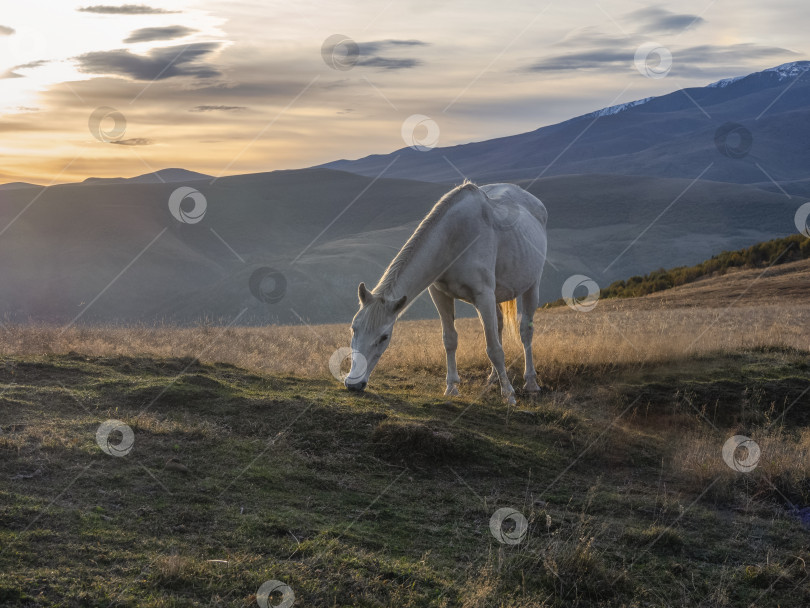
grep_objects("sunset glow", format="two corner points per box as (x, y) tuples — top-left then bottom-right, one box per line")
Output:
(1, 0), (807, 184)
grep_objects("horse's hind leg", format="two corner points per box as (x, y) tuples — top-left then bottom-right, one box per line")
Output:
(486, 304), (503, 386)
(520, 284), (540, 392)
(429, 285), (460, 396)
(474, 291), (515, 405)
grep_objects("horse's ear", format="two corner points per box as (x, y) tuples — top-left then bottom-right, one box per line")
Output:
(358, 282), (372, 306)
(391, 295), (407, 314)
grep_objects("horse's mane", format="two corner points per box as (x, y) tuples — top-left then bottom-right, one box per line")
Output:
(373, 180), (479, 296)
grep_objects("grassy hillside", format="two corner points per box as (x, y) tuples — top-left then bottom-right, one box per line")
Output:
(1, 280), (810, 605)
(599, 234), (810, 300)
(1, 347), (808, 607)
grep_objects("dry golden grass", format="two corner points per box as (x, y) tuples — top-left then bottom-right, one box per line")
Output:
(677, 427), (810, 499)
(2, 303), (808, 386)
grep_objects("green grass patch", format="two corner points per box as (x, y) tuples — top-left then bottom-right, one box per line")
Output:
(0, 351), (808, 606)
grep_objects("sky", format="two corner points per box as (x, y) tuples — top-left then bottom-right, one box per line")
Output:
(0, 0), (807, 184)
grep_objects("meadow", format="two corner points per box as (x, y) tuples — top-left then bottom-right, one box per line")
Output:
(1, 268), (809, 606)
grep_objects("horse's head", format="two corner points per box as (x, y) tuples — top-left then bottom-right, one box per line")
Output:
(345, 282), (407, 391)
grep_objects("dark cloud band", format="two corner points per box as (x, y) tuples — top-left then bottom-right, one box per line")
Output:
(354, 39), (429, 70)
(527, 44), (797, 75)
(76, 43), (221, 80)
(628, 7), (705, 33)
(124, 26), (197, 43)
(109, 138), (153, 146)
(79, 4), (178, 14)
(190, 105), (249, 112)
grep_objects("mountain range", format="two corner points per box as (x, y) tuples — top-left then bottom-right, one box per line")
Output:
(321, 61), (810, 186)
(0, 62), (807, 326)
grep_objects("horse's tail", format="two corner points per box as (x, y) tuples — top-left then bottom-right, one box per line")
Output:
(499, 299), (519, 345)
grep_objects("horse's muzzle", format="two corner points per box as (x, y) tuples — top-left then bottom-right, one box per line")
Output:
(345, 381), (367, 392)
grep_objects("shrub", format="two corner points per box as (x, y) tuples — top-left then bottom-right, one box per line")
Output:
(600, 234), (809, 300)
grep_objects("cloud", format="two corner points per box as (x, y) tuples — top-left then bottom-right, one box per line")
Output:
(526, 49), (631, 72)
(675, 43), (796, 63)
(0, 117), (51, 133)
(357, 57), (420, 69)
(0, 60), (50, 79)
(190, 105), (248, 112)
(627, 7), (704, 33)
(356, 39), (428, 70)
(556, 27), (625, 49)
(358, 39), (428, 54)
(124, 26), (197, 43)
(526, 43), (797, 75)
(109, 137), (153, 146)
(16, 60), (49, 70)
(44, 66), (315, 113)
(0, 25), (14, 36)
(76, 43), (221, 80)
(78, 4), (178, 14)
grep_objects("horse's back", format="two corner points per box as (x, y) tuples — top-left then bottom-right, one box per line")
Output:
(480, 183), (548, 228)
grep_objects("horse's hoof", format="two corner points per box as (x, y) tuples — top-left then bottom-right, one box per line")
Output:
(445, 385), (459, 397)
(506, 395), (516, 405)
(523, 381), (540, 393)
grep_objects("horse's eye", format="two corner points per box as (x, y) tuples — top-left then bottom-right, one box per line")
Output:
(380, 334), (389, 342)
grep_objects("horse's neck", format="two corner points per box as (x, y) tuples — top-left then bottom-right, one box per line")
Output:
(383, 223), (456, 301)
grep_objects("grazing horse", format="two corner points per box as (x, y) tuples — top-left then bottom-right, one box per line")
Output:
(345, 181), (547, 404)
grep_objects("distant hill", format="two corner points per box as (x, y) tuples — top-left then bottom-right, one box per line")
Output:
(82, 168), (212, 185)
(320, 61), (810, 186)
(0, 167), (798, 325)
(0, 182), (41, 191)
(0, 169), (447, 325)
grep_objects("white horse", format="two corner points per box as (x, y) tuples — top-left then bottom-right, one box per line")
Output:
(345, 181), (547, 404)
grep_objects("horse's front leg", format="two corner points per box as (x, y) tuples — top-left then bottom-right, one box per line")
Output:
(429, 285), (460, 396)
(474, 291), (515, 405)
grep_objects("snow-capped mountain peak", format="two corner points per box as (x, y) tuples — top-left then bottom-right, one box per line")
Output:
(706, 75), (746, 89)
(707, 61), (810, 89)
(586, 96), (655, 118)
(763, 60), (810, 81)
